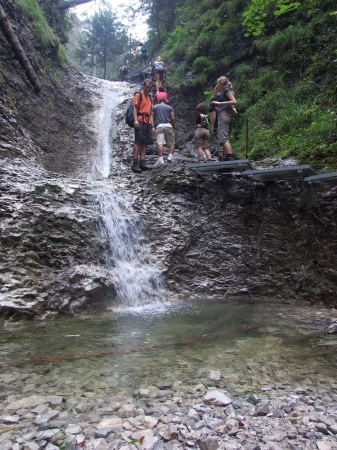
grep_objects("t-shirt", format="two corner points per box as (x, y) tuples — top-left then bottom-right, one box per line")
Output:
(218, 87), (232, 113)
(196, 113), (209, 129)
(155, 91), (169, 104)
(152, 103), (174, 127)
(133, 92), (152, 124)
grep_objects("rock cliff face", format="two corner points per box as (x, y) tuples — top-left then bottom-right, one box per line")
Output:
(112, 93), (337, 308)
(1, 1), (337, 320)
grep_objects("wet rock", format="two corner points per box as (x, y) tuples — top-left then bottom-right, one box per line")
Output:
(32, 411), (59, 425)
(23, 443), (39, 450)
(2, 415), (20, 424)
(198, 435), (218, 450)
(203, 391), (232, 406)
(254, 404), (270, 416)
(161, 424), (179, 441)
(316, 442), (333, 450)
(209, 371), (221, 382)
(137, 390), (151, 398)
(142, 416), (158, 429)
(96, 418), (123, 432)
(156, 381), (174, 390)
(118, 404), (136, 418)
(44, 445), (60, 450)
(141, 434), (159, 450)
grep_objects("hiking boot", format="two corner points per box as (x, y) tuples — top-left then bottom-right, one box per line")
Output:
(224, 154), (235, 161)
(218, 156), (224, 161)
(139, 159), (153, 171)
(131, 159), (142, 174)
(167, 154), (173, 162)
(152, 159), (164, 168)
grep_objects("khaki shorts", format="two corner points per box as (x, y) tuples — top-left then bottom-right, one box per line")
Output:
(156, 125), (175, 147)
(218, 109), (231, 144)
(195, 128), (210, 149)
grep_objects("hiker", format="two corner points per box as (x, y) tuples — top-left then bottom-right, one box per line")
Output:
(154, 86), (169, 105)
(134, 43), (148, 67)
(119, 65), (129, 81)
(151, 98), (176, 167)
(211, 76), (237, 161)
(195, 103), (212, 162)
(131, 79), (154, 173)
(151, 56), (167, 92)
(122, 65), (129, 81)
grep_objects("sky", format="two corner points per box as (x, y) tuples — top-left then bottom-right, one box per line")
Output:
(74, 0), (149, 41)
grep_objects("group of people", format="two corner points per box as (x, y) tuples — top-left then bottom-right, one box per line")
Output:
(130, 62), (236, 173)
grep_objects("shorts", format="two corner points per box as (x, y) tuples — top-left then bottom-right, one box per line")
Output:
(195, 128), (210, 149)
(134, 121), (152, 145)
(154, 66), (165, 74)
(156, 125), (175, 147)
(218, 109), (231, 144)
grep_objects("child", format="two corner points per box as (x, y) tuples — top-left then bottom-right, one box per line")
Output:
(195, 103), (212, 162)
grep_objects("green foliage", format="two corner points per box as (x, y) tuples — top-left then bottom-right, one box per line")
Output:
(274, 0), (301, 16)
(130, 0), (337, 168)
(14, 0), (68, 66)
(242, 0), (301, 37)
(192, 56), (209, 72)
(33, 184), (61, 195)
(235, 64), (253, 81)
(7, 92), (16, 109)
(70, 6), (128, 79)
(192, 72), (208, 86)
(15, 0), (56, 46)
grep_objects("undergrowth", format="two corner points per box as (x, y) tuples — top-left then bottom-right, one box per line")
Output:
(14, 0), (68, 67)
(157, 0), (337, 169)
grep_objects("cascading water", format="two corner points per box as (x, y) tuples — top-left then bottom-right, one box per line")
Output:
(91, 80), (165, 307)
(96, 189), (165, 306)
(89, 80), (122, 181)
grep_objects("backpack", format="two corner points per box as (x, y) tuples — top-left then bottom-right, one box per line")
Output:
(202, 114), (210, 129)
(125, 92), (143, 128)
(141, 46), (147, 53)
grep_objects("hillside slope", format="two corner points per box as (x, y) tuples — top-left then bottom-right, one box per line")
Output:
(146, 0), (337, 168)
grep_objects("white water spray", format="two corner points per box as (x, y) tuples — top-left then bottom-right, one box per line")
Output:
(96, 189), (165, 306)
(90, 80), (165, 306)
(89, 80), (122, 181)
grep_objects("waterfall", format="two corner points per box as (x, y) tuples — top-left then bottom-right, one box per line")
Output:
(89, 80), (121, 181)
(91, 80), (165, 307)
(96, 189), (165, 306)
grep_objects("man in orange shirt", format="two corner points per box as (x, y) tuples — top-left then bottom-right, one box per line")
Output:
(132, 79), (155, 173)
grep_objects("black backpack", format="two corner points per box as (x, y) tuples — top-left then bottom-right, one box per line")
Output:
(125, 92), (142, 128)
(141, 46), (147, 53)
(202, 114), (210, 129)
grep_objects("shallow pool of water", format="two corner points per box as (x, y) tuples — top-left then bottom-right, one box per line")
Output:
(1, 299), (336, 402)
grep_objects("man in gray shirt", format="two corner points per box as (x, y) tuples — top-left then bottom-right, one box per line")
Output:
(150, 98), (176, 167)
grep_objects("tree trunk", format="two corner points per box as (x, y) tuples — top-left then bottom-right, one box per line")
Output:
(56, 0), (94, 10)
(0, 4), (42, 93)
(103, 42), (107, 80)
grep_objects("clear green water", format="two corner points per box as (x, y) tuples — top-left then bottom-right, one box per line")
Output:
(0, 299), (336, 400)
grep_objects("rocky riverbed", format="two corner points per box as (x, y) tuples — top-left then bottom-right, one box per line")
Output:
(1, 367), (337, 450)
(1, 302), (337, 450)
